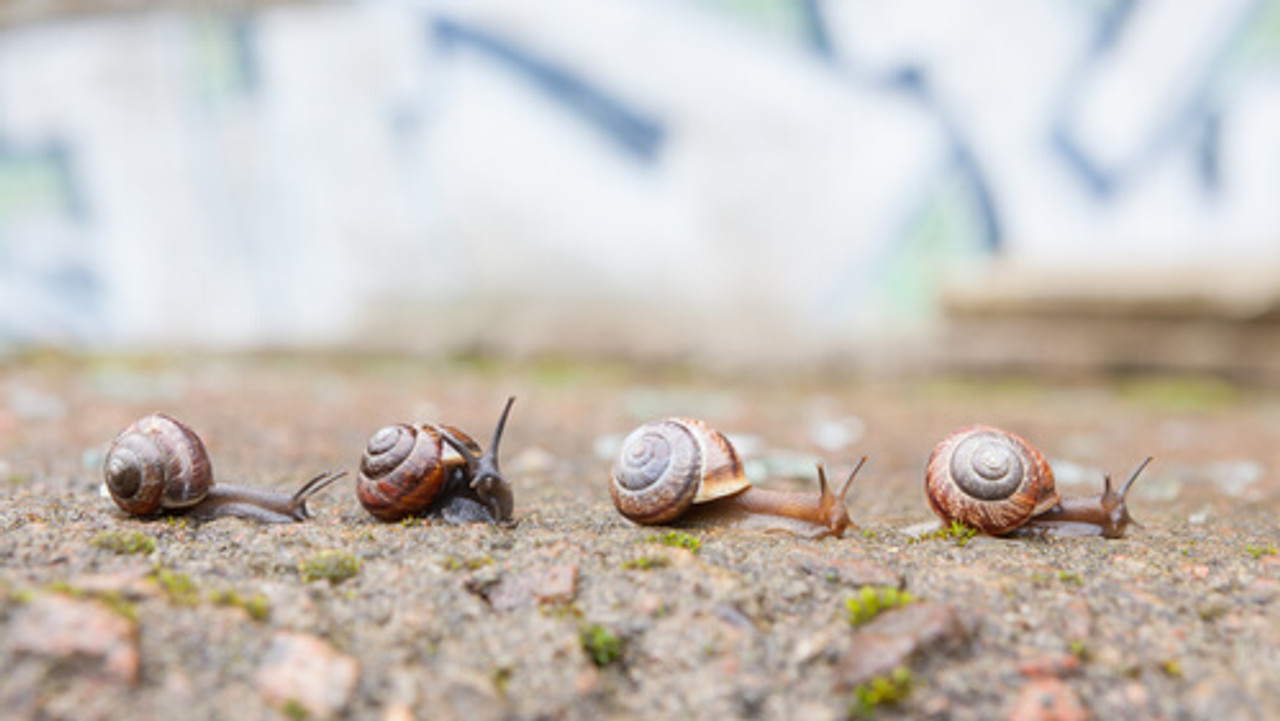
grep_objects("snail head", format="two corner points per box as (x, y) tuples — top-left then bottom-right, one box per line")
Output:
(1098, 455), (1151, 538)
(438, 396), (516, 525)
(814, 456), (866, 538)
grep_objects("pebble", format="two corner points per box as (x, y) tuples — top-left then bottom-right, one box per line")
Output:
(486, 564), (579, 611)
(255, 631), (359, 719)
(1017, 653), (1081, 678)
(808, 415), (865, 452)
(509, 446), (556, 476)
(1187, 677), (1263, 721)
(1048, 459), (1103, 490)
(9, 594), (140, 684)
(833, 602), (970, 690)
(432, 669), (507, 721)
(787, 549), (900, 588)
(381, 705), (415, 721)
(74, 568), (158, 598)
(7, 386), (66, 420)
(1204, 460), (1264, 497)
(1007, 678), (1089, 721)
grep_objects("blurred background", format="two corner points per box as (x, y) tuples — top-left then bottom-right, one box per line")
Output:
(2, 0), (1280, 376)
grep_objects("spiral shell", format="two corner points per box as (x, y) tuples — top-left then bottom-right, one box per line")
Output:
(356, 423), (472, 522)
(924, 425), (1060, 535)
(103, 413), (214, 516)
(609, 418), (751, 525)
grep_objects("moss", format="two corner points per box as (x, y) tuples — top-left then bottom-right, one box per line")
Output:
(911, 520), (977, 547)
(845, 586), (915, 628)
(1117, 375), (1239, 411)
(154, 568), (199, 605)
(580, 623), (623, 667)
(97, 592), (140, 623)
(849, 667), (913, 718)
(1161, 659), (1183, 678)
(1247, 545), (1277, 559)
(299, 550), (360, 585)
(543, 601), (585, 620)
(441, 555), (494, 572)
(860, 527), (877, 540)
(280, 698), (310, 720)
(491, 665), (513, 697)
(645, 531), (702, 554)
(210, 589), (271, 621)
(622, 555), (670, 571)
(92, 529), (156, 556)
(41, 581), (139, 621)
(1057, 570), (1084, 585)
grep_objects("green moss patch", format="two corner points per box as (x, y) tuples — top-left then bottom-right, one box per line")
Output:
(299, 550), (360, 585)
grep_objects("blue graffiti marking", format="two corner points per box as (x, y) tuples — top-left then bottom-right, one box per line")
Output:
(0, 137), (87, 224)
(1050, 0), (1258, 198)
(877, 66), (1003, 254)
(432, 17), (666, 162)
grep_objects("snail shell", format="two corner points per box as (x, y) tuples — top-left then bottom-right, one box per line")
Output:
(356, 423), (475, 522)
(609, 418), (751, 525)
(104, 413), (214, 516)
(924, 425), (1060, 535)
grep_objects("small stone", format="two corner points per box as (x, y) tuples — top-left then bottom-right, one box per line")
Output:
(10, 594), (139, 684)
(74, 568), (158, 599)
(1205, 460), (1263, 497)
(8, 386), (66, 420)
(1007, 678), (1088, 721)
(486, 564), (578, 611)
(381, 704), (415, 721)
(788, 549), (900, 588)
(808, 415), (865, 452)
(1187, 677), (1262, 721)
(1122, 682), (1148, 709)
(432, 670), (506, 721)
(834, 602), (970, 690)
(256, 631), (359, 720)
(1244, 577), (1280, 603)
(792, 627), (841, 665)
(898, 520), (943, 538)
(509, 446), (556, 476)
(1017, 653), (1081, 678)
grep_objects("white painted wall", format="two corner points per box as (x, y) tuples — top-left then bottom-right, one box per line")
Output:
(1, 0), (1277, 359)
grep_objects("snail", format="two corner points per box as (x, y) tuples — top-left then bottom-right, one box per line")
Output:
(924, 425), (1151, 538)
(609, 418), (865, 539)
(356, 397), (517, 526)
(103, 413), (346, 523)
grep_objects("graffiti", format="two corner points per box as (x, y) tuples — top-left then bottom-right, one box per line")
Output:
(432, 17), (666, 162)
(1048, 0), (1262, 198)
(0, 1), (1278, 350)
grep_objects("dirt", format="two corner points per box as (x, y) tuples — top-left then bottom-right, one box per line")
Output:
(0, 352), (1277, 720)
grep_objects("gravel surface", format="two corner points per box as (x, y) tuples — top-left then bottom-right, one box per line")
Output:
(0, 353), (1277, 720)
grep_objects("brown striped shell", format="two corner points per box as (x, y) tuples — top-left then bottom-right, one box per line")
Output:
(609, 418), (751, 525)
(356, 423), (473, 522)
(924, 425), (1060, 535)
(103, 413), (214, 516)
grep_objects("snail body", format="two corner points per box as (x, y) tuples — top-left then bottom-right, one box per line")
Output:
(925, 425), (1149, 538)
(103, 413), (344, 523)
(610, 418), (863, 539)
(356, 397), (516, 526)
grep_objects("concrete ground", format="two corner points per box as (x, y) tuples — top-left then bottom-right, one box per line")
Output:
(0, 352), (1276, 720)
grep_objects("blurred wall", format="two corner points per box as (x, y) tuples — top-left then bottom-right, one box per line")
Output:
(2, 0), (1279, 362)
